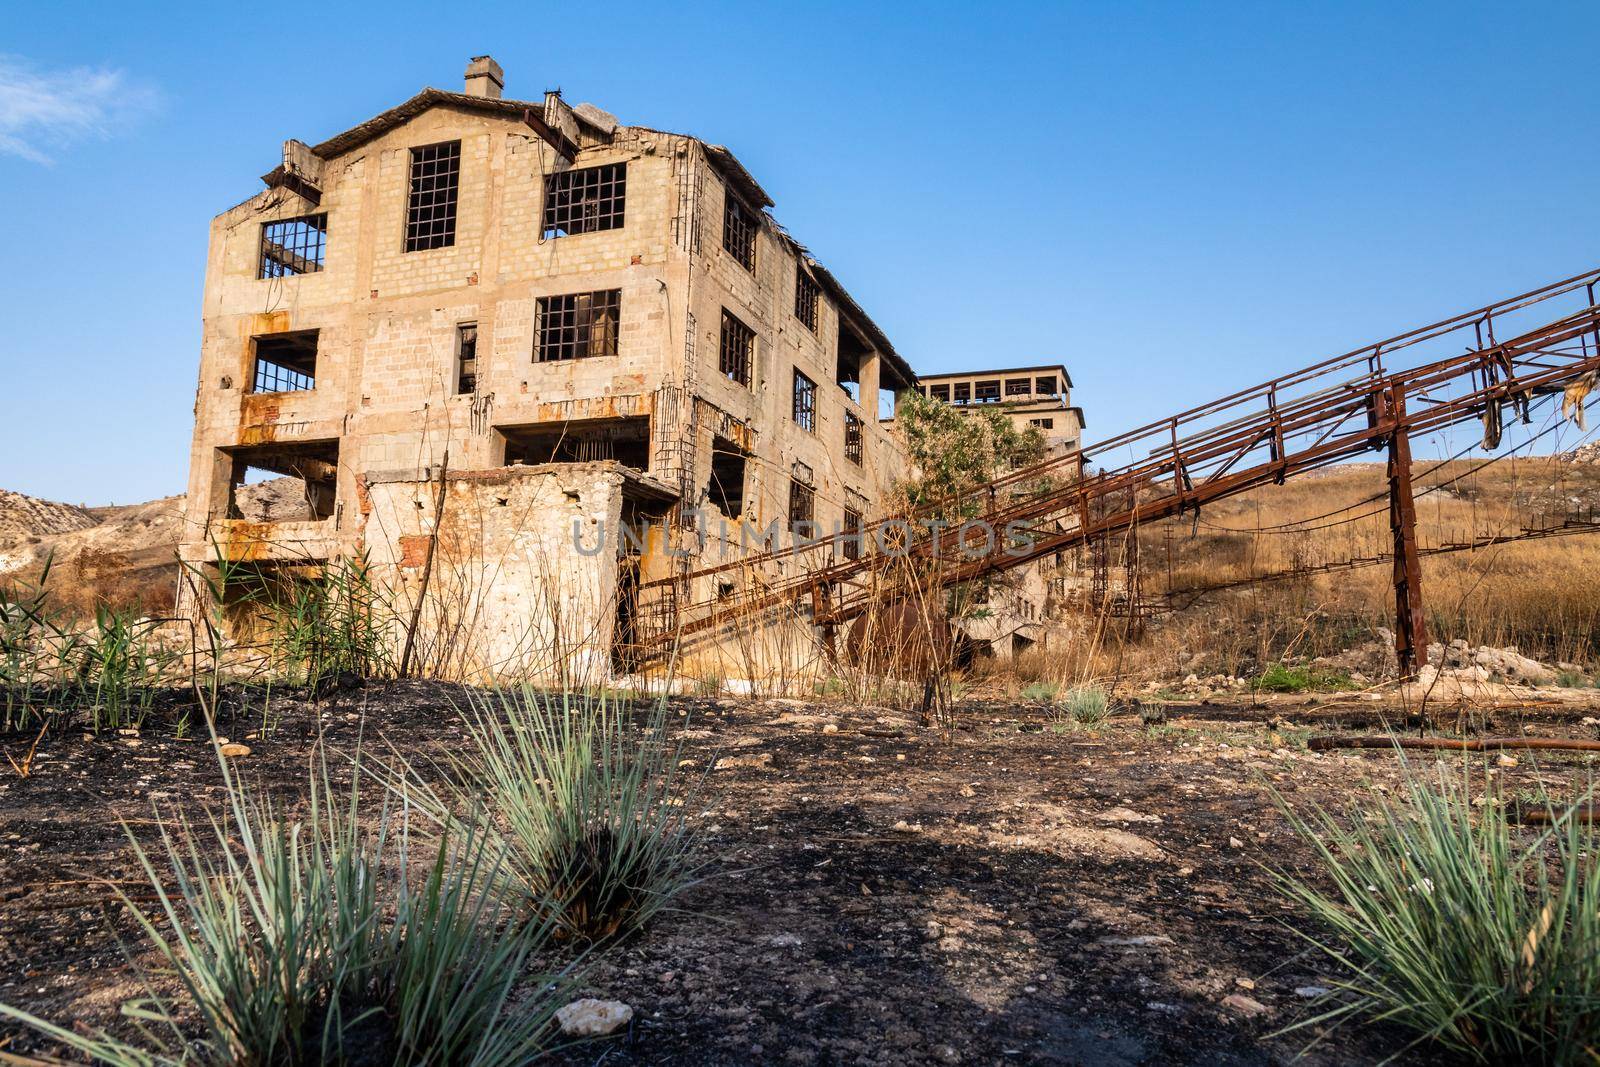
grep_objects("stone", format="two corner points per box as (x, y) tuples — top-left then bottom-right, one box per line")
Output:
(716, 752), (773, 771)
(555, 998), (633, 1037)
(219, 743), (251, 758)
(1221, 993), (1268, 1017)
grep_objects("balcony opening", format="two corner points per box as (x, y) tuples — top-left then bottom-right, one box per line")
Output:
(251, 330), (319, 394)
(499, 416), (651, 471)
(223, 439), (339, 522)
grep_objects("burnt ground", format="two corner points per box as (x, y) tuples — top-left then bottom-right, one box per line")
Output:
(4, 683), (1598, 1065)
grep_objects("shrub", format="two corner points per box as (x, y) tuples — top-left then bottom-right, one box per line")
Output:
(1061, 685), (1109, 726)
(0, 749), (571, 1065)
(403, 687), (705, 941)
(1020, 682), (1059, 703)
(1555, 668), (1587, 688)
(1254, 663), (1355, 693)
(1138, 699), (1169, 727)
(1272, 762), (1600, 1064)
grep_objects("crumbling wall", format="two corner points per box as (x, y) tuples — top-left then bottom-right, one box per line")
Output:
(362, 462), (629, 683)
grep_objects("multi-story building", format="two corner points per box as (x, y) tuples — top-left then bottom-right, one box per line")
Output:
(914, 364), (1086, 459)
(178, 57), (919, 680)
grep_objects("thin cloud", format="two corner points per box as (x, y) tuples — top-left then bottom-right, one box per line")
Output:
(0, 56), (158, 163)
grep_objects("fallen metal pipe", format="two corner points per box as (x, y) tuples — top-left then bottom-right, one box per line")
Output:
(1309, 735), (1600, 753)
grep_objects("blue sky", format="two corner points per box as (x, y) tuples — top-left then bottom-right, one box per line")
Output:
(3, 1), (1598, 505)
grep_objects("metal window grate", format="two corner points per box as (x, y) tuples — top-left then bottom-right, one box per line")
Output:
(456, 323), (478, 394)
(543, 163), (626, 238)
(788, 478), (814, 530)
(722, 190), (756, 271)
(794, 266), (819, 332)
(841, 507), (862, 560)
(793, 368), (817, 432)
(719, 309), (754, 386)
(844, 411), (863, 464)
(405, 141), (461, 252)
(259, 215), (327, 278)
(252, 331), (318, 393)
(537, 290), (621, 361)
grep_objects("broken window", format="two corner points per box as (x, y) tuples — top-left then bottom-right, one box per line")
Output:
(707, 438), (747, 519)
(722, 188), (756, 272)
(974, 379), (1000, 403)
(794, 266), (820, 332)
(404, 141), (460, 252)
(841, 506), (862, 560)
(259, 215), (327, 278)
(844, 411), (863, 465)
(537, 290), (620, 361)
(252, 330), (319, 393)
(837, 323), (871, 408)
(719, 309), (754, 387)
(500, 417), (650, 470)
(543, 162), (626, 238)
(456, 324), (478, 394)
(1005, 378), (1031, 397)
(953, 382), (971, 404)
(1029, 417), (1055, 429)
(1036, 375), (1060, 395)
(928, 383), (951, 402)
(788, 476), (814, 534)
(223, 439), (339, 521)
(793, 368), (817, 432)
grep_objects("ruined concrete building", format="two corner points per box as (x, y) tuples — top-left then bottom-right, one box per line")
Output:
(179, 57), (925, 680)
(914, 365), (1086, 459)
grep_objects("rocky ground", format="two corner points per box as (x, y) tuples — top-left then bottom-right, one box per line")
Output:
(6, 684), (1600, 1064)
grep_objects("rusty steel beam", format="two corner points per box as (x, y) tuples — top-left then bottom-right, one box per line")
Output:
(1384, 386), (1428, 678)
(634, 268), (1600, 658)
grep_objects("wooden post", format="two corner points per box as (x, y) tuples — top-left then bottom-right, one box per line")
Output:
(1385, 388), (1428, 678)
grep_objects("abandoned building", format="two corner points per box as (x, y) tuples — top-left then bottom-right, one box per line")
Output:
(177, 56), (930, 679)
(914, 365), (1086, 459)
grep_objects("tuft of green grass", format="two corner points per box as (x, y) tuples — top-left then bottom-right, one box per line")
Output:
(1060, 685), (1110, 726)
(1138, 699), (1169, 727)
(0, 747), (572, 1065)
(1020, 682), (1059, 703)
(1254, 663), (1356, 693)
(1272, 761), (1600, 1064)
(399, 687), (705, 942)
(1555, 669), (1587, 689)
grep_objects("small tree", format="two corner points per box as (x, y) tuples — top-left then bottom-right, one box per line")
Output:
(879, 392), (1046, 724)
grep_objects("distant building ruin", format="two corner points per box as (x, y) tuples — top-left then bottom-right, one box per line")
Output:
(178, 58), (1081, 681)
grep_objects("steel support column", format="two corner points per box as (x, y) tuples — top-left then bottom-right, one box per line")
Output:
(1385, 386), (1428, 678)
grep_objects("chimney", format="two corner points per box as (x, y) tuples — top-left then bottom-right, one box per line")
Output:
(464, 55), (504, 99)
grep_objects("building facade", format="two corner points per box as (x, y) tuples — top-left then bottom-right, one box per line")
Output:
(913, 365), (1086, 459)
(178, 57), (919, 680)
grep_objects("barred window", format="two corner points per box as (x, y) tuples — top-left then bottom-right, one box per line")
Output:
(719, 309), (754, 387)
(260, 215), (327, 278)
(844, 411), (863, 465)
(794, 266), (820, 332)
(537, 290), (620, 361)
(456, 324), (478, 394)
(952, 382), (971, 404)
(543, 163), (626, 238)
(1006, 378), (1031, 397)
(793, 368), (816, 432)
(841, 506), (862, 560)
(722, 190), (756, 271)
(928, 383), (950, 402)
(404, 141), (460, 252)
(788, 478), (814, 533)
(974, 379), (1001, 403)
(1029, 417), (1055, 429)
(252, 330), (319, 393)
(1036, 375), (1060, 395)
